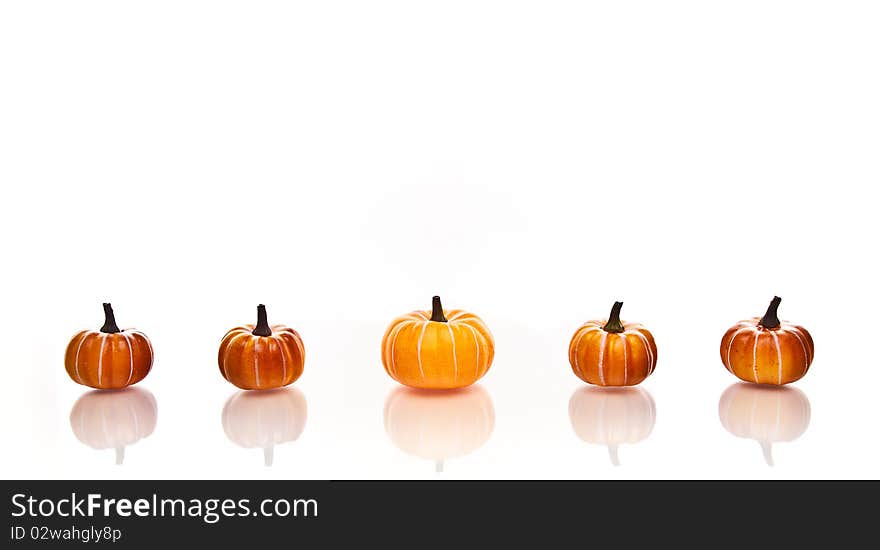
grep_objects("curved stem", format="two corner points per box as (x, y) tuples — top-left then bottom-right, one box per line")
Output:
(603, 302), (625, 333)
(760, 441), (774, 466)
(264, 446), (274, 467)
(430, 296), (447, 323)
(759, 296), (782, 330)
(252, 304), (272, 337)
(608, 444), (621, 466)
(101, 303), (121, 334)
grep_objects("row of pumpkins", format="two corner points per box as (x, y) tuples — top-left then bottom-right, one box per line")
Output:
(70, 384), (810, 468)
(65, 296), (814, 391)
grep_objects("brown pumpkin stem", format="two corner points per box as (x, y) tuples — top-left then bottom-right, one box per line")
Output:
(759, 296), (782, 330)
(100, 303), (121, 334)
(253, 304), (272, 337)
(430, 296), (448, 323)
(602, 302), (625, 333)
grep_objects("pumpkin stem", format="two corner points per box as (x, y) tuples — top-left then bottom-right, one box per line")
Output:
(608, 444), (620, 466)
(253, 304), (272, 337)
(760, 441), (774, 466)
(602, 302), (625, 333)
(264, 446), (274, 467)
(435, 459), (444, 473)
(115, 446), (125, 465)
(759, 296), (782, 330)
(430, 296), (448, 323)
(101, 303), (121, 334)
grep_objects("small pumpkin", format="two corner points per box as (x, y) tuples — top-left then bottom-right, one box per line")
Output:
(569, 387), (656, 466)
(218, 305), (304, 390)
(384, 386), (495, 472)
(568, 302), (657, 387)
(64, 303), (153, 389)
(69, 387), (158, 465)
(720, 297), (814, 385)
(718, 383), (811, 465)
(222, 388), (307, 466)
(381, 296), (494, 390)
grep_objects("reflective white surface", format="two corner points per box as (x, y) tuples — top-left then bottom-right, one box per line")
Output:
(1, 319), (874, 479)
(719, 384), (810, 467)
(222, 388), (307, 467)
(1, 1), (879, 479)
(69, 388), (157, 466)
(384, 386), (494, 472)
(569, 387), (656, 466)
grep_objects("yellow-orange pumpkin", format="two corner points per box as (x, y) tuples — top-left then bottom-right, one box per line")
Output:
(218, 305), (305, 390)
(64, 303), (153, 390)
(381, 296), (494, 390)
(720, 297), (814, 385)
(568, 302), (657, 387)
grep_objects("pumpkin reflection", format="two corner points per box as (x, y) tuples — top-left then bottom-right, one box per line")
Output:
(383, 385), (494, 472)
(568, 387), (656, 465)
(718, 383), (810, 466)
(69, 388), (158, 465)
(221, 388), (307, 466)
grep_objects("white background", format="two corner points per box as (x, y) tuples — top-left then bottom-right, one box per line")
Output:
(1, 1), (878, 480)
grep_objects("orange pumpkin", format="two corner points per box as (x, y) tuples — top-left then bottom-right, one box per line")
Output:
(218, 305), (305, 390)
(64, 303), (153, 389)
(568, 302), (657, 387)
(720, 297), (814, 385)
(381, 296), (494, 390)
